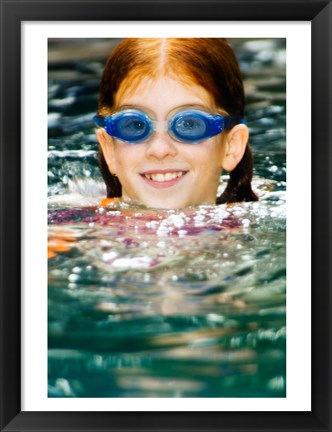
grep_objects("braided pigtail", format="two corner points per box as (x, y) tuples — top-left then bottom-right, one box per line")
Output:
(217, 144), (258, 204)
(98, 149), (122, 198)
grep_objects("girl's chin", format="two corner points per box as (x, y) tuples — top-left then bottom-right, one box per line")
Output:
(141, 200), (188, 210)
(122, 192), (218, 210)
(123, 195), (188, 210)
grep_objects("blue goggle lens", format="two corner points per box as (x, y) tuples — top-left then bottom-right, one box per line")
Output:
(171, 111), (209, 142)
(115, 112), (151, 142)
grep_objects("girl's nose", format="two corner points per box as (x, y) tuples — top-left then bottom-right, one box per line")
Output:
(145, 133), (178, 160)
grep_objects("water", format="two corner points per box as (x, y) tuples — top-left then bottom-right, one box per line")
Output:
(48, 38), (286, 398)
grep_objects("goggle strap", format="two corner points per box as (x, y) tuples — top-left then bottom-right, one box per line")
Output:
(93, 115), (106, 128)
(222, 116), (244, 129)
(93, 115), (118, 137)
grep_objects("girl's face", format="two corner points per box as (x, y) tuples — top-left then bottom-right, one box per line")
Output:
(98, 76), (228, 209)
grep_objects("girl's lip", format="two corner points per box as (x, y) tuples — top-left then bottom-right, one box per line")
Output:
(139, 169), (188, 189)
(140, 169), (188, 175)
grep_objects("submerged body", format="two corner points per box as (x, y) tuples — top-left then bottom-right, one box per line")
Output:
(48, 187), (286, 397)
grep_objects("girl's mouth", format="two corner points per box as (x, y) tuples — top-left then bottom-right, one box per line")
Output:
(140, 170), (188, 188)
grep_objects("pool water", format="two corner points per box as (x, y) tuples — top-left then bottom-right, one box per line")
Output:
(48, 38), (286, 398)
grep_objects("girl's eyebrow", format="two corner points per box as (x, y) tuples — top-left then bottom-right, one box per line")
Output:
(168, 104), (214, 115)
(116, 104), (146, 110)
(116, 103), (214, 114)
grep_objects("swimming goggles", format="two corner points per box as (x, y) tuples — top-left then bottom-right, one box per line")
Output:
(93, 108), (243, 144)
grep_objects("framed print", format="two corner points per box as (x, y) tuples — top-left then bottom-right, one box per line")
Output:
(1, 0), (331, 431)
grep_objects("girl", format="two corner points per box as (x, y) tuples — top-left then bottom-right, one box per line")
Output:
(94, 38), (258, 209)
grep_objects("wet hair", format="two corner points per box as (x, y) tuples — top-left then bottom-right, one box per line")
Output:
(97, 38), (258, 204)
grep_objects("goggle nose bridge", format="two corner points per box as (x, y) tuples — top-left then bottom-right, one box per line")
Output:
(150, 119), (170, 133)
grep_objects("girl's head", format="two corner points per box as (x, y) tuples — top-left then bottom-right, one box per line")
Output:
(96, 38), (258, 209)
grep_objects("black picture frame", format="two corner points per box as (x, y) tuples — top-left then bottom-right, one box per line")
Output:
(1, 0), (331, 431)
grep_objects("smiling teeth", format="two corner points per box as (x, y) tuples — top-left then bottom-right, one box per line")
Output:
(144, 172), (184, 182)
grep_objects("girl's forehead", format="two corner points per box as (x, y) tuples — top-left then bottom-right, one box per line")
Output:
(114, 74), (216, 110)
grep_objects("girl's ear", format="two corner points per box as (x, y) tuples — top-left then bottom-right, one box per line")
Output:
(222, 124), (249, 172)
(96, 129), (117, 175)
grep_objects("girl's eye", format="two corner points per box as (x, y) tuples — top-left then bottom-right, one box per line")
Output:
(127, 120), (146, 131)
(175, 116), (207, 137)
(180, 119), (197, 129)
(118, 117), (148, 137)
